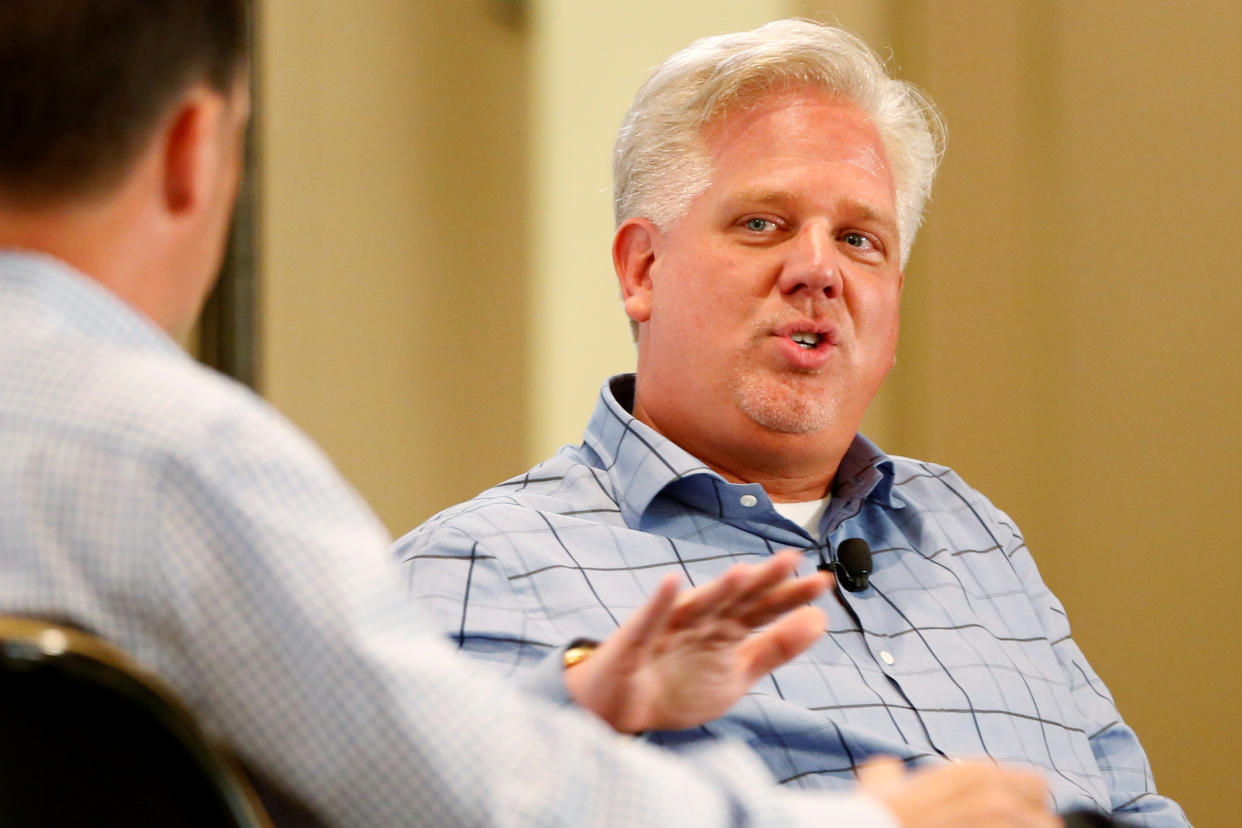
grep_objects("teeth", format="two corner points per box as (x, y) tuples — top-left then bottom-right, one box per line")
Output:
(791, 332), (821, 349)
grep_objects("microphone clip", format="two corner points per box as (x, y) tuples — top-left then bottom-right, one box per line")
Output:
(816, 539), (872, 593)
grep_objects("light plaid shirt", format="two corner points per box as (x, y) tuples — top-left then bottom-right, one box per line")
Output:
(0, 251), (893, 828)
(397, 374), (1188, 826)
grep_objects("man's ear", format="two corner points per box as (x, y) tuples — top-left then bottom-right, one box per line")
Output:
(613, 217), (661, 324)
(160, 90), (224, 215)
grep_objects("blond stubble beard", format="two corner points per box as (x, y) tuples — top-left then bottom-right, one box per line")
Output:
(728, 368), (844, 435)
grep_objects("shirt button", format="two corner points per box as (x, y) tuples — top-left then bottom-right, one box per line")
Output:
(739, 494), (758, 507)
(879, 650), (895, 665)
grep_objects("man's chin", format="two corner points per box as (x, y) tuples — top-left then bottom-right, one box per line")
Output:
(732, 381), (839, 435)
(744, 408), (830, 435)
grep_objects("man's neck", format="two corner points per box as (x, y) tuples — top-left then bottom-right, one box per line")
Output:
(699, 451), (839, 502)
(0, 179), (182, 337)
(0, 191), (135, 287)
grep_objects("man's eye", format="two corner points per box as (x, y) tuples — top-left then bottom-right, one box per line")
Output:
(744, 217), (776, 232)
(842, 232), (875, 250)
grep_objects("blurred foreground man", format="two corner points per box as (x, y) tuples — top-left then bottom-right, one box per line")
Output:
(398, 19), (1188, 827)
(0, 2), (1062, 826)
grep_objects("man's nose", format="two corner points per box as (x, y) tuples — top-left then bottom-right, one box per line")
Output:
(777, 222), (842, 299)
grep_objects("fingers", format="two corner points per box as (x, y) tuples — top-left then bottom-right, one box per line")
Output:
(863, 758), (1058, 828)
(604, 547), (819, 662)
(732, 570), (832, 627)
(606, 548), (828, 677)
(669, 549), (797, 621)
(721, 548), (805, 611)
(667, 549), (827, 631)
(857, 755), (907, 787)
(738, 604), (827, 679)
(938, 762), (1050, 813)
(985, 765), (1050, 813)
(855, 756), (909, 803)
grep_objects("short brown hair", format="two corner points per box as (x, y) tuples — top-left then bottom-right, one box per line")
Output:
(0, 0), (250, 206)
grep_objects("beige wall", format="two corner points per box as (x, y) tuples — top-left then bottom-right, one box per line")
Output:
(259, 2), (1237, 822)
(888, 3), (1240, 823)
(259, 1), (529, 535)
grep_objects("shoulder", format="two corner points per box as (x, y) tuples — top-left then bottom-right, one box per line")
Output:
(395, 446), (623, 553)
(99, 347), (327, 476)
(882, 453), (1024, 545)
(5, 320), (369, 529)
(0, 261), (298, 469)
(884, 453), (960, 490)
(885, 453), (988, 507)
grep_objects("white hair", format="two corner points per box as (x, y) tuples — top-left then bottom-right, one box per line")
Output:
(612, 18), (946, 266)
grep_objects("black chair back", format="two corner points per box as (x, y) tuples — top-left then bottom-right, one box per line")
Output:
(0, 616), (272, 827)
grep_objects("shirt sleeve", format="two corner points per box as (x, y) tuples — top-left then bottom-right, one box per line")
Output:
(395, 513), (587, 681)
(995, 505), (1189, 827)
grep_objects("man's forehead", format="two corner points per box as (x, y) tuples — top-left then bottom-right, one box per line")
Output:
(693, 90), (897, 223)
(701, 89), (891, 179)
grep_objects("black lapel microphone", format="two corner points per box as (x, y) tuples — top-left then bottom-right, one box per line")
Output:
(816, 538), (872, 592)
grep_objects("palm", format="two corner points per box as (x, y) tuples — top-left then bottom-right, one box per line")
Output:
(628, 614), (766, 729)
(566, 549), (829, 733)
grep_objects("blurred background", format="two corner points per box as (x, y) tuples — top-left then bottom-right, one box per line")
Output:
(226, 1), (1239, 822)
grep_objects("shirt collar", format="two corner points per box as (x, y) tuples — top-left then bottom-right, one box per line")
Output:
(582, 374), (900, 529)
(0, 249), (179, 356)
(833, 432), (899, 509)
(582, 375), (718, 529)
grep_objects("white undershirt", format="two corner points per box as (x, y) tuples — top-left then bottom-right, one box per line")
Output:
(771, 496), (830, 535)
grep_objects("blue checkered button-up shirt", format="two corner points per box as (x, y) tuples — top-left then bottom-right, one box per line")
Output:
(397, 374), (1188, 826)
(0, 252), (895, 828)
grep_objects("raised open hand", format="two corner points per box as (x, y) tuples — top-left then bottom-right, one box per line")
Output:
(564, 548), (830, 733)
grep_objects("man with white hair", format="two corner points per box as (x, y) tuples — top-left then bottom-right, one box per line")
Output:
(397, 19), (1187, 826)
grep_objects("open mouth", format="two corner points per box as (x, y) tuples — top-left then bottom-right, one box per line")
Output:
(790, 331), (822, 350)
